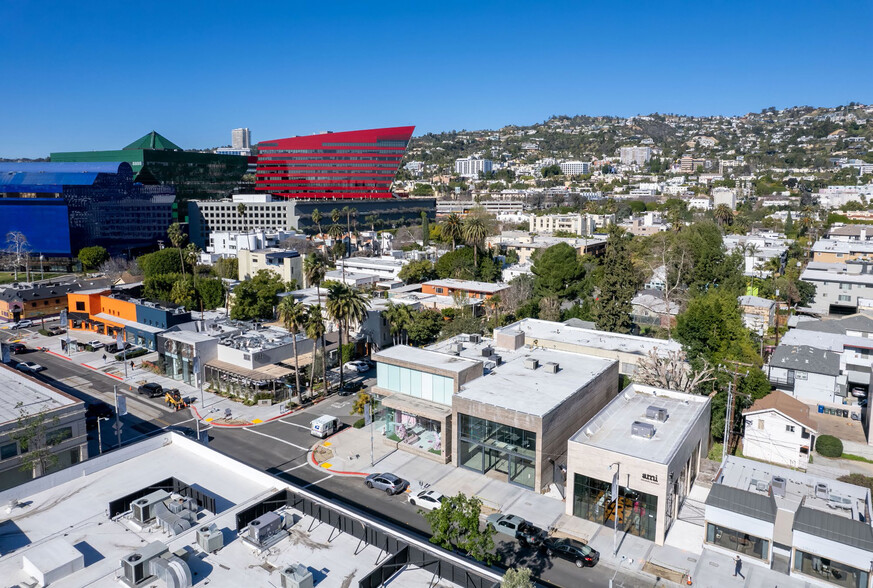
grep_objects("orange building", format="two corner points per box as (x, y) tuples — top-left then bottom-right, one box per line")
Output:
(0, 278), (111, 323)
(421, 279), (508, 300)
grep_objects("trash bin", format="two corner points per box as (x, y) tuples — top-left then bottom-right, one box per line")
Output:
(818, 405), (824, 413)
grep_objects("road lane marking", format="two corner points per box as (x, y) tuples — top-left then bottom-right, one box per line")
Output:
(278, 419), (310, 429)
(282, 463), (309, 473)
(243, 427), (308, 451)
(302, 474), (333, 489)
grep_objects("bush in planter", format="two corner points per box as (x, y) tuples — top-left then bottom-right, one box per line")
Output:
(115, 347), (150, 361)
(353, 418), (365, 429)
(816, 435), (843, 458)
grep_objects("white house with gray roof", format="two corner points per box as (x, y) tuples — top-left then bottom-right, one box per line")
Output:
(767, 345), (845, 404)
(801, 260), (873, 315)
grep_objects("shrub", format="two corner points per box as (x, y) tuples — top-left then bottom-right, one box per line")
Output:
(38, 328), (52, 337)
(816, 435), (843, 458)
(353, 418), (365, 429)
(708, 442), (724, 461)
(838, 473), (873, 493)
(115, 347), (150, 361)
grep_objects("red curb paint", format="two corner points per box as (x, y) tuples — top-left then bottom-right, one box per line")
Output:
(45, 350), (72, 361)
(308, 449), (367, 476)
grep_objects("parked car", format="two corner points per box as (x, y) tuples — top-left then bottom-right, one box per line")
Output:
(408, 490), (446, 512)
(85, 402), (115, 430)
(338, 380), (364, 396)
(11, 320), (33, 329)
(541, 537), (599, 568)
(47, 326), (66, 335)
(343, 361), (370, 373)
(360, 358), (376, 369)
(364, 473), (409, 495)
(485, 513), (546, 546)
(9, 342), (27, 354)
(87, 340), (105, 350)
(15, 361), (45, 374)
(137, 382), (164, 398)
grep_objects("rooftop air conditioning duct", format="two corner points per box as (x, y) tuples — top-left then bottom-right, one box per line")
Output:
(469, 334), (481, 344)
(131, 490), (170, 525)
(121, 541), (169, 587)
(544, 362), (559, 374)
(646, 405), (669, 422)
(197, 524), (224, 553)
(524, 358), (539, 370)
(281, 564), (314, 588)
(631, 421), (655, 439)
(771, 476), (787, 498)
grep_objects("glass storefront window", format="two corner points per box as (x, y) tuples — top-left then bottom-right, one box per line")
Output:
(573, 474), (658, 542)
(457, 413), (537, 489)
(705, 523), (769, 561)
(794, 550), (869, 588)
(384, 408), (442, 455)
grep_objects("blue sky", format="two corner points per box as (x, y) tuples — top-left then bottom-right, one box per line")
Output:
(2, 0), (871, 158)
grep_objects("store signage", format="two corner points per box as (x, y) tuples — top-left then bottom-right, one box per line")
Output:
(641, 473), (659, 483)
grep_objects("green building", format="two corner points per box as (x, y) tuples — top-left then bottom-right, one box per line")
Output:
(51, 131), (249, 221)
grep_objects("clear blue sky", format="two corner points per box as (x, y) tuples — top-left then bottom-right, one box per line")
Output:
(2, 0), (871, 158)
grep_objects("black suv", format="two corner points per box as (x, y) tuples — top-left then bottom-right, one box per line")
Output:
(541, 537), (599, 568)
(137, 382), (164, 398)
(9, 343), (27, 354)
(339, 380), (364, 396)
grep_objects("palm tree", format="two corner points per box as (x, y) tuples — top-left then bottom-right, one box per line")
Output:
(714, 204), (734, 227)
(278, 297), (306, 402)
(236, 203), (247, 235)
(326, 283), (370, 389)
(311, 208), (323, 238)
(167, 223), (187, 276)
(184, 243), (201, 277)
(463, 215), (489, 269)
(365, 214), (378, 232)
(303, 253), (329, 394)
(384, 301), (413, 345)
(305, 304), (328, 397)
(341, 205), (352, 235)
(443, 213), (463, 249)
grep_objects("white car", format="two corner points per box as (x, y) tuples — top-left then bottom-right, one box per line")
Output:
(11, 319), (33, 329)
(408, 490), (446, 512)
(16, 361), (45, 374)
(343, 361), (369, 373)
(87, 340), (105, 349)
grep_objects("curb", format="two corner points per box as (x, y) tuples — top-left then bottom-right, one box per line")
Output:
(189, 393), (335, 428)
(44, 350), (72, 361)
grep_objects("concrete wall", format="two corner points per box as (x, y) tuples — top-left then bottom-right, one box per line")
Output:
(742, 411), (813, 468)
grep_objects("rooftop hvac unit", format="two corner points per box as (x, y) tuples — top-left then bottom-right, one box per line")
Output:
(492, 354), (503, 365)
(132, 490), (170, 525)
(481, 346), (493, 357)
(121, 541), (168, 587)
(247, 511), (283, 545)
(469, 334), (481, 344)
(281, 564), (314, 588)
(815, 482), (829, 500)
(524, 358), (539, 370)
(544, 362), (559, 374)
(451, 342), (464, 354)
(197, 524), (224, 553)
(151, 553), (193, 588)
(167, 496), (197, 514)
(646, 405), (669, 422)
(631, 421), (656, 439)
(771, 476), (787, 498)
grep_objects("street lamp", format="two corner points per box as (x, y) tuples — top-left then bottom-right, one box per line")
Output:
(96, 416), (111, 455)
(609, 462), (621, 557)
(609, 555), (634, 588)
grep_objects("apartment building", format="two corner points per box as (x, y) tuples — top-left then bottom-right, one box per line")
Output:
(238, 249), (303, 286)
(454, 157), (493, 178)
(620, 146), (652, 166)
(801, 260), (873, 315)
(559, 161), (591, 176)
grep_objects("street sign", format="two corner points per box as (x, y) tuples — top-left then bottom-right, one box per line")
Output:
(59, 309), (68, 328)
(364, 404), (372, 426)
(116, 394), (128, 416)
(112, 422), (123, 433)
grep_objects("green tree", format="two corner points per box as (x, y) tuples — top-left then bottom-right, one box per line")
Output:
(167, 223), (188, 276)
(236, 202), (247, 234)
(442, 213), (463, 249)
(421, 211), (430, 247)
(230, 270), (286, 320)
(738, 368), (771, 401)
(184, 243), (201, 275)
(196, 278), (224, 310)
(679, 221), (744, 294)
(326, 282), (369, 390)
(10, 401), (61, 478)
(138, 248), (183, 278)
(143, 273), (181, 301)
(311, 208), (323, 236)
(384, 302), (414, 345)
(412, 183), (434, 196)
(463, 215), (489, 269)
(406, 309), (444, 346)
(78, 246), (109, 271)
(675, 289), (760, 365)
(170, 276), (197, 309)
(502, 568), (534, 588)
(278, 296), (307, 401)
(714, 204), (734, 227)
(305, 304), (329, 395)
(398, 259), (437, 284)
(530, 243), (586, 299)
(594, 227), (639, 333)
(540, 164), (562, 178)
(784, 212), (795, 236)
(423, 493), (496, 564)
(435, 247), (476, 280)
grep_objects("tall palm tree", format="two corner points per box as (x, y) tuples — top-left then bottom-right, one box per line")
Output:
(167, 223), (187, 276)
(342, 206), (352, 235)
(463, 215), (489, 269)
(305, 304), (328, 396)
(384, 301), (413, 345)
(236, 203), (247, 235)
(714, 204), (734, 227)
(443, 213), (463, 250)
(311, 208), (323, 238)
(303, 253), (329, 394)
(184, 243), (201, 277)
(277, 296), (306, 402)
(326, 283), (370, 389)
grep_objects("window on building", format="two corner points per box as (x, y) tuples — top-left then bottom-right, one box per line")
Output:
(76, 301), (85, 311)
(839, 295), (852, 302)
(0, 442), (17, 460)
(573, 474), (658, 541)
(705, 522), (769, 560)
(758, 420), (765, 429)
(786, 425), (795, 433)
(46, 427), (73, 446)
(794, 548), (867, 587)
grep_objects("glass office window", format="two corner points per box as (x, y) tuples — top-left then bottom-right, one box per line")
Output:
(794, 550), (868, 588)
(705, 523), (769, 560)
(573, 474), (658, 542)
(457, 413), (537, 489)
(384, 409), (442, 455)
(376, 364), (453, 406)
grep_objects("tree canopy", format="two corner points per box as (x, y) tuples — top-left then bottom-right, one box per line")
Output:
(138, 248), (183, 278)
(531, 243), (587, 299)
(78, 246), (109, 271)
(675, 289), (760, 366)
(230, 270), (288, 320)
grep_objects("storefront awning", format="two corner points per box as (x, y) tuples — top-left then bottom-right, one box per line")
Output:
(204, 359), (292, 383)
(381, 392), (452, 421)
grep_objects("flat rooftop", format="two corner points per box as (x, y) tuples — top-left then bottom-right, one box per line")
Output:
(570, 384), (709, 464)
(374, 345), (482, 374)
(497, 318), (682, 356)
(423, 278), (508, 294)
(456, 348), (615, 417)
(0, 434), (469, 588)
(0, 365), (80, 425)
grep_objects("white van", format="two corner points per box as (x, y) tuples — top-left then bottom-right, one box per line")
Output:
(310, 415), (340, 438)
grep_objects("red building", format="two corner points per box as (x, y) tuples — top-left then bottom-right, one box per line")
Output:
(255, 126), (414, 199)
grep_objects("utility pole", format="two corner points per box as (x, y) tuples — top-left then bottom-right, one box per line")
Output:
(721, 361), (753, 462)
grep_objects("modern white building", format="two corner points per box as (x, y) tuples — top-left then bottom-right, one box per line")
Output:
(529, 213), (603, 236)
(232, 127), (251, 149)
(723, 234), (791, 278)
(201, 229), (299, 263)
(687, 197), (712, 211)
(340, 257), (407, 281)
(712, 187), (737, 209)
(454, 157), (493, 178)
(742, 390), (818, 468)
(620, 146), (653, 166)
(237, 248), (303, 285)
(559, 161), (591, 176)
(801, 260), (873, 315)
(188, 193), (298, 248)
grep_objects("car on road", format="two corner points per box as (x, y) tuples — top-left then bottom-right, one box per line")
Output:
(137, 382), (164, 398)
(360, 358), (376, 369)
(343, 361), (370, 373)
(364, 473), (409, 495)
(540, 536), (599, 568)
(87, 340), (105, 349)
(485, 513), (546, 546)
(47, 326), (66, 336)
(338, 380), (364, 396)
(11, 320), (33, 329)
(15, 361), (45, 374)
(408, 489), (446, 511)
(9, 342), (27, 354)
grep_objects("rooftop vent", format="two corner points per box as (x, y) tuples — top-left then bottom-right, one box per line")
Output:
(646, 405), (669, 422)
(631, 421), (655, 439)
(469, 334), (481, 344)
(450, 342), (464, 354)
(815, 482), (829, 500)
(771, 476), (787, 498)
(524, 358), (539, 370)
(481, 346), (493, 357)
(492, 354), (503, 365)
(544, 362), (560, 374)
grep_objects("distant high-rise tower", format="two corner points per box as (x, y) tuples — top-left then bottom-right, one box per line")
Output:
(232, 128), (251, 149)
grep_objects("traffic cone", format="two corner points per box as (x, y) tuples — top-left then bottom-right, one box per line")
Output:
(686, 575), (692, 585)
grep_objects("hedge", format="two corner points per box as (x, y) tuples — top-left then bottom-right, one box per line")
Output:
(353, 418), (365, 429)
(115, 347), (150, 361)
(816, 435), (843, 458)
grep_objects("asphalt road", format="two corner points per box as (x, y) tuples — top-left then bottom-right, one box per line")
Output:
(2, 329), (637, 588)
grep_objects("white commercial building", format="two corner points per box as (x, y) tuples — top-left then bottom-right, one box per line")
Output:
(529, 213), (601, 236)
(559, 161), (591, 176)
(232, 127), (251, 149)
(687, 197), (712, 211)
(712, 187), (737, 209)
(202, 229), (298, 263)
(620, 146), (653, 166)
(454, 157), (493, 178)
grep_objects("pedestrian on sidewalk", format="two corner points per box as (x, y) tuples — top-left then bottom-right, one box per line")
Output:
(102, 353), (107, 364)
(733, 555), (744, 579)
(130, 360), (135, 371)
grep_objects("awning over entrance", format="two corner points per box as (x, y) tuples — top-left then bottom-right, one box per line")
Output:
(381, 392), (451, 421)
(204, 359), (292, 384)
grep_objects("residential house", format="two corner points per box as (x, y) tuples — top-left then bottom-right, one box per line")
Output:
(238, 248), (303, 286)
(738, 295), (776, 334)
(631, 290), (680, 329)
